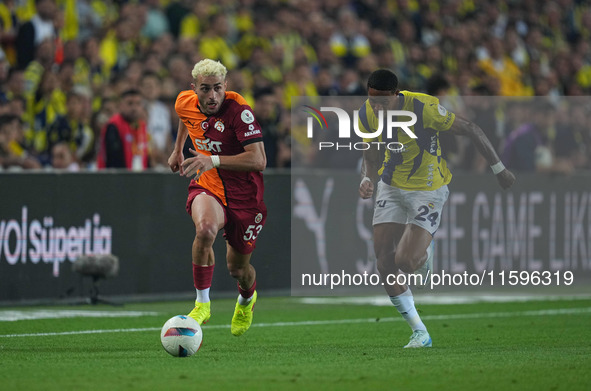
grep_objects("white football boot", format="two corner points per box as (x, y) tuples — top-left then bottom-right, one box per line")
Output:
(404, 330), (432, 348)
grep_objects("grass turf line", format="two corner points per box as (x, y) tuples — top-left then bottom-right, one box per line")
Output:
(0, 297), (589, 391)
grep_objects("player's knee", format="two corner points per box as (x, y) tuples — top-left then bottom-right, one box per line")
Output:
(194, 221), (218, 247)
(227, 263), (246, 279)
(394, 250), (416, 274)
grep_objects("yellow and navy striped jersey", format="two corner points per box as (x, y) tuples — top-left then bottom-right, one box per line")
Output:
(358, 91), (455, 191)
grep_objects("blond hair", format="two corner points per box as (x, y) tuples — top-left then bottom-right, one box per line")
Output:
(191, 59), (228, 80)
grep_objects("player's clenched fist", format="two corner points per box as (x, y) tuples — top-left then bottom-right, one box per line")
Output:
(496, 169), (516, 190)
(181, 148), (214, 180)
(359, 177), (374, 199)
(168, 150), (184, 174)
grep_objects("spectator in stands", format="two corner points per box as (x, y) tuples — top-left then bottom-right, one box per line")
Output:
(140, 0), (170, 41)
(75, 0), (103, 42)
(315, 68), (339, 96)
(0, 97), (9, 116)
(164, 0), (191, 39)
(226, 69), (254, 107)
(167, 55), (192, 91)
(0, 67), (25, 102)
(0, 49), (7, 85)
(199, 13), (238, 70)
(479, 36), (528, 96)
(337, 69), (366, 96)
(329, 8), (371, 69)
(99, 16), (138, 76)
(0, 113), (41, 169)
(46, 89), (94, 167)
(178, 0), (209, 42)
(7, 94), (25, 116)
(254, 87), (281, 168)
(97, 89), (149, 170)
(0, 1), (18, 66)
(29, 64), (65, 160)
(141, 72), (173, 168)
(0, 0), (590, 171)
(502, 101), (572, 174)
(15, 0), (57, 70)
(50, 140), (79, 171)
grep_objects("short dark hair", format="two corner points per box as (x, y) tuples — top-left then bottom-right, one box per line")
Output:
(0, 114), (20, 130)
(142, 71), (161, 81)
(121, 89), (141, 99)
(425, 73), (450, 95)
(367, 69), (398, 92)
(7, 67), (23, 80)
(253, 86), (275, 101)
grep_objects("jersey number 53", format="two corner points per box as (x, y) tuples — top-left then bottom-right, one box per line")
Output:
(243, 224), (263, 241)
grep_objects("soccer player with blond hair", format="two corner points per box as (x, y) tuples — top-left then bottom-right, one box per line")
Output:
(168, 59), (266, 336)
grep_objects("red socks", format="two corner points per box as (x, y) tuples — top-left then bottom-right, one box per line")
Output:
(238, 280), (256, 299)
(193, 264), (215, 290)
(194, 264), (256, 301)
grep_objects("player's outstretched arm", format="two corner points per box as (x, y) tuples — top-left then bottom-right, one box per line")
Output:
(449, 116), (516, 189)
(168, 121), (188, 174)
(359, 147), (380, 199)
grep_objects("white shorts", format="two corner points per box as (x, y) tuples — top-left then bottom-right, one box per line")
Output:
(373, 180), (449, 235)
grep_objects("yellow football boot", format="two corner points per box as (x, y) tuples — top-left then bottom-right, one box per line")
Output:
(231, 291), (257, 336)
(188, 301), (211, 325)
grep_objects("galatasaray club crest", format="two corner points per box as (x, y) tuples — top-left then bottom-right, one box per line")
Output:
(255, 213), (263, 223)
(214, 120), (225, 132)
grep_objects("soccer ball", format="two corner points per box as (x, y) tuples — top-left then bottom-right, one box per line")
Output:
(160, 315), (203, 357)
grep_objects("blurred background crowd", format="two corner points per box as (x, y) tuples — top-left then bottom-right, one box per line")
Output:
(0, 0), (590, 173)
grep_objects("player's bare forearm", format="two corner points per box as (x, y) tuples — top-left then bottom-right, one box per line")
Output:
(450, 117), (499, 164)
(168, 121), (188, 173)
(218, 145), (266, 172)
(360, 148), (380, 199)
(362, 148), (380, 183)
(182, 142), (266, 180)
(450, 117), (516, 189)
(173, 121), (188, 152)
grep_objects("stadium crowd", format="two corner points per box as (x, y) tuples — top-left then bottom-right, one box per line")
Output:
(0, 0), (590, 173)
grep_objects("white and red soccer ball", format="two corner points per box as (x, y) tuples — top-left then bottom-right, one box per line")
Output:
(160, 315), (203, 357)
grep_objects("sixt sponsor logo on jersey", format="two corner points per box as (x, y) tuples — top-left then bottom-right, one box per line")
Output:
(194, 138), (222, 152)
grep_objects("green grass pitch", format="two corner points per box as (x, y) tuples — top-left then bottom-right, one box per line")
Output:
(1, 296), (590, 391)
